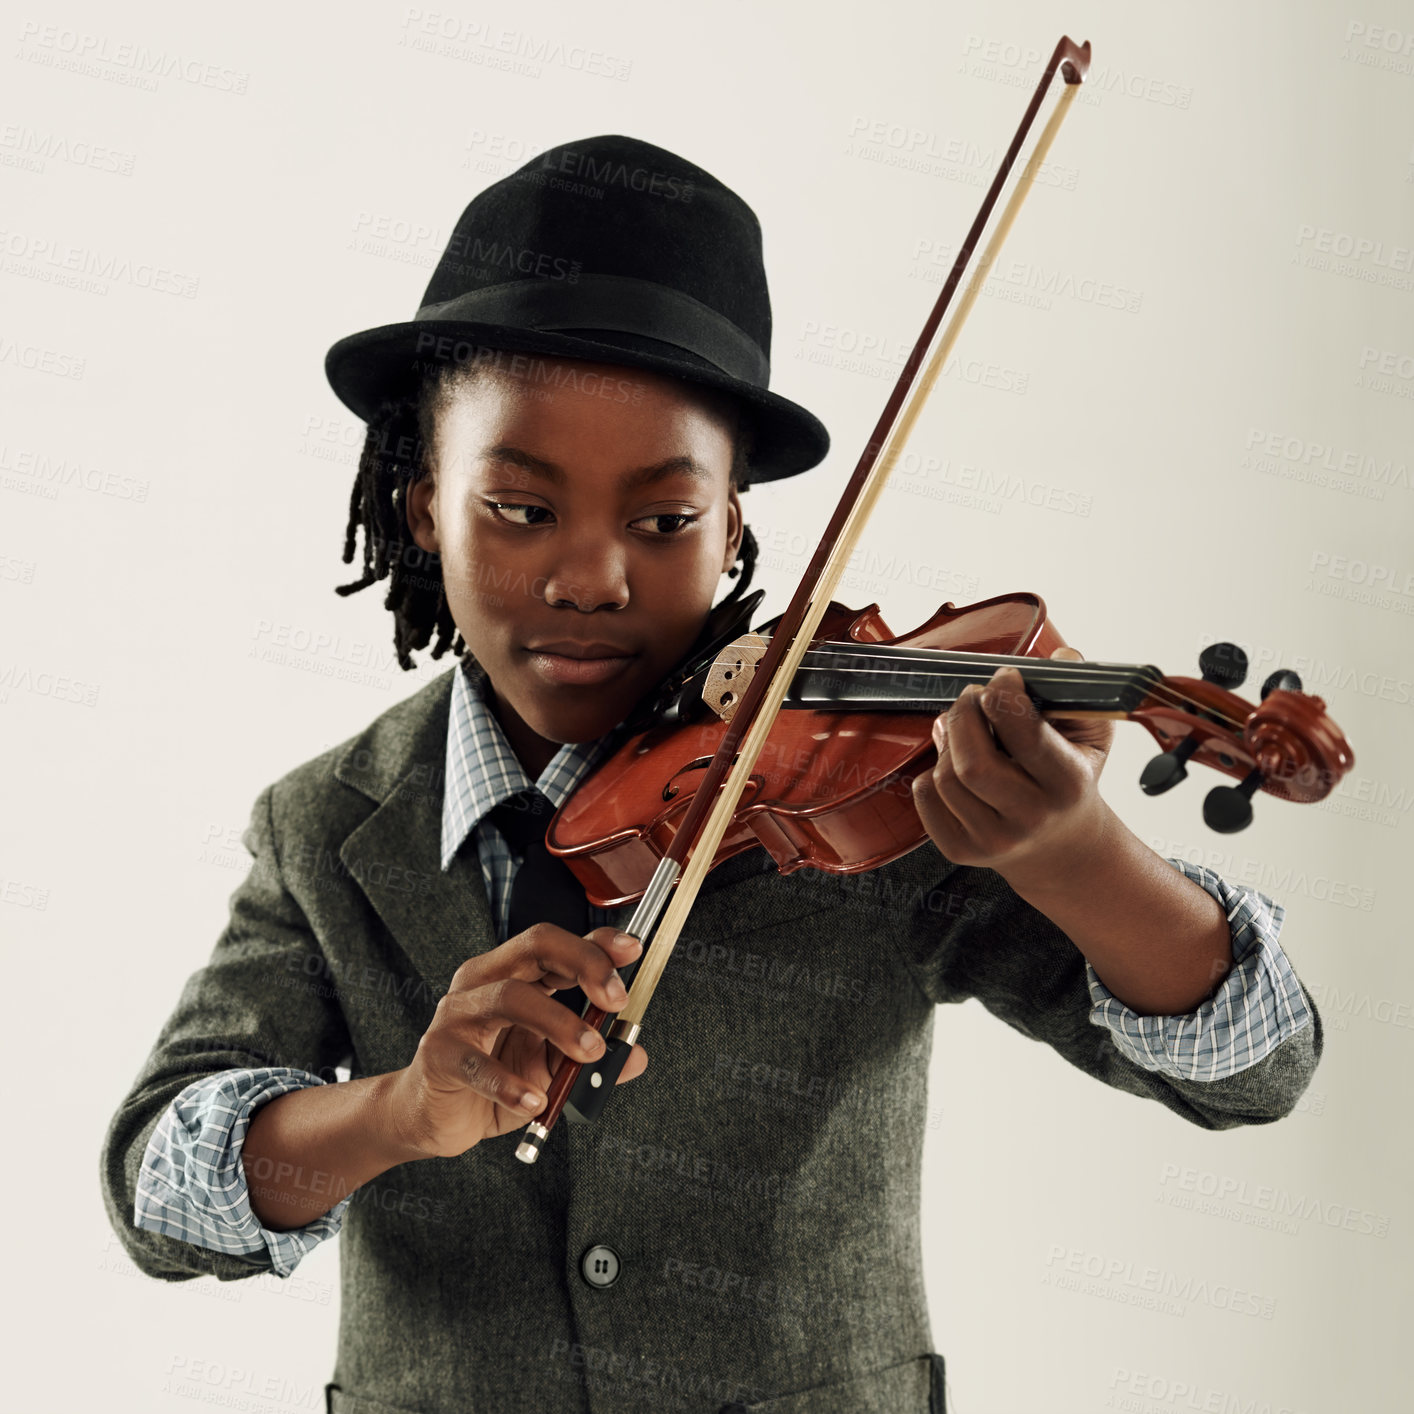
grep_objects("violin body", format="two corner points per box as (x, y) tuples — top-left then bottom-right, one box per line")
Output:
(550, 594), (1072, 907)
(548, 593), (1356, 908)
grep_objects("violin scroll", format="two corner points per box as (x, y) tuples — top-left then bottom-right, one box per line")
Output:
(1132, 649), (1355, 832)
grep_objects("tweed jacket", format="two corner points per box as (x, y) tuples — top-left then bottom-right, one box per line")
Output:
(100, 665), (1322, 1414)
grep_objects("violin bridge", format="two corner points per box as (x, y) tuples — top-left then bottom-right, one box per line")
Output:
(703, 633), (768, 722)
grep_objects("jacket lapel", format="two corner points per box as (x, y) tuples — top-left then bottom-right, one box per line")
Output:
(334, 667), (495, 996)
(329, 661), (784, 999)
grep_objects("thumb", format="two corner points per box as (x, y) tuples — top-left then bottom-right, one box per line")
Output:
(1045, 643), (1114, 758)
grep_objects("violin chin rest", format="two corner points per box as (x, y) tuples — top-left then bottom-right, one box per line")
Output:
(622, 588), (766, 733)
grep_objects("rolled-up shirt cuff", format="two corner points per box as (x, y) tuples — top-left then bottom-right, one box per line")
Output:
(135, 1066), (352, 1278)
(1086, 858), (1312, 1082)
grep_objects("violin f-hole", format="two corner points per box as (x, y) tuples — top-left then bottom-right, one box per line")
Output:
(663, 752), (742, 801)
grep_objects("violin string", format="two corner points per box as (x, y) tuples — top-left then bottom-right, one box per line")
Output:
(784, 657), (1248, 736)
(775, 646), (1143, 687)
(784, 666), (1247, 736)
(772, 641), (1144, 680)
(746, 644), (1250, 736)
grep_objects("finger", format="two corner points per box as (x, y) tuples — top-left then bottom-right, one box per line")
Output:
(1042, 645), (1088, 724)
(943, 682), (1035, 817)
(433, 1033), (552, 1118)
(453, 924), (642, 1013)
(539, 928), (642, 993)
(911, 764), (973, 860)
(978, 667), (1083, 794)
(617, 1043), (649, 1085)
(495, 1025), (556, 1094)
(932, 739), (1007, 840)
(544, 1039), (649, 1086)
(1046, 714), (1115, 756)
(444, 977), (613, 1067)
(1041, 647), (1116, 756)
(914, 703), (997, 853)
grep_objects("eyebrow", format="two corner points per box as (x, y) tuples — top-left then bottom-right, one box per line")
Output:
(479, 443), (713, 489)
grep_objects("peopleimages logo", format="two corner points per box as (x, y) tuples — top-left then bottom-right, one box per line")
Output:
(1041, 1245), (1276, 1320)
(1158, 1164), (1391, 1238)
(1340, 21), (1414, 75)
(1292, 223), (1414, 292)
(1242, 427), (1409, 500)
(536, 148), (694, 201)
(0, 226), (200, 298)
(0, 123), (137, 175)
(441, 233), (581, 282)
(396, 11), (632, 81)
(16, 21), (250, 94)
(1108, 1367), (1310, 1414)
(911, 240), (1144, 314)
(957, 35), (1193, 108)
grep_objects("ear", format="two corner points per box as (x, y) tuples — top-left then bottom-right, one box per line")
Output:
(721, 485), (744, 575)
(406, 473), (440, 555)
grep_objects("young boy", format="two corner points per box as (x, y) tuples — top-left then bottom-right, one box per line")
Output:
(101, 135), (1320, 1414)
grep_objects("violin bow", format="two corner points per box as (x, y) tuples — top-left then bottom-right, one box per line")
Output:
(516, 34), (1092, 1163)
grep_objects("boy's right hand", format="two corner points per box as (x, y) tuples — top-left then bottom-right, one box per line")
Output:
(383, 924), (647, 1159)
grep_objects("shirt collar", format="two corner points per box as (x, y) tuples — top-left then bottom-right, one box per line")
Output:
(440, 656), (623, 872)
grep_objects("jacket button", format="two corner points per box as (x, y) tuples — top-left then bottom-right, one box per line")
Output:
(580, 1244), (621, 1288)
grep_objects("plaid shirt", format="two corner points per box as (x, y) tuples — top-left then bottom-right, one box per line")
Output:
(135, 657), (1312, 1277)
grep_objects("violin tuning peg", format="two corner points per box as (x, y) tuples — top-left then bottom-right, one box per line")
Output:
(1140, 737), (1200, 795)
(1198, 642), (1248, 689)
(1260, 668), (1303, 700)
(1202, 767), (1263, 834)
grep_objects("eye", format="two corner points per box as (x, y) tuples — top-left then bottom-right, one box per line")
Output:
(484, 501), (553, 527)
(632, 512), (699, 537)
(484, 501), (700, 537)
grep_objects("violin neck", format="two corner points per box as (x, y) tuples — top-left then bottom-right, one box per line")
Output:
(776, 641), (1160, 718)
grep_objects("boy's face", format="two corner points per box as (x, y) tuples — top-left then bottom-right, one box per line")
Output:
(407, 354), (744, 773)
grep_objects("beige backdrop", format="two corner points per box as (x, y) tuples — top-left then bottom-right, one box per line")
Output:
(6, 1), (1411, 1411)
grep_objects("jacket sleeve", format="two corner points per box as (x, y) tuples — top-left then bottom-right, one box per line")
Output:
(883, 849), (1323, 1131)
(100, 782), (355, 1281)
(135, 1067), (351, 1279)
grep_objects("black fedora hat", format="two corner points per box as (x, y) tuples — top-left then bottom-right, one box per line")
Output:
(324, 134), (829, 482)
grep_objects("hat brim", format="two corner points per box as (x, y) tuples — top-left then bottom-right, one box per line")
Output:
(324, 321), (830, 483)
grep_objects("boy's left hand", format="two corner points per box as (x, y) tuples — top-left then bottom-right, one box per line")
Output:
(910, 646), (1115, 880)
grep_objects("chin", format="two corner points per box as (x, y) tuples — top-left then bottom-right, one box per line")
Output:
(515, 685), (629, 739)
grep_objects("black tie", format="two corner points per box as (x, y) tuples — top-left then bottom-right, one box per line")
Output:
(485, 788), (589, 1017)
(486, 785), (646, 1126)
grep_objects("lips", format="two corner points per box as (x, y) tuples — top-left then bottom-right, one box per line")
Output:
(524, 640), (638, 660)
(524, 645), (639, 687)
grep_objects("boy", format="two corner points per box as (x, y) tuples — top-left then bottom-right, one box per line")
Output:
(101, 135), (1320, 1414)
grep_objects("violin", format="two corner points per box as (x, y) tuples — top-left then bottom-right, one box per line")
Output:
(512, 36), (1357, 1163)
(547, 589), (1355, 910)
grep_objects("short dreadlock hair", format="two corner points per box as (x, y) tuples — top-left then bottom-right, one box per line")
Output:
(335, 358), (761, 672)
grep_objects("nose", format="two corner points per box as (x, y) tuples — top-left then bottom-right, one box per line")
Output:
(539, 534), (630, 613)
